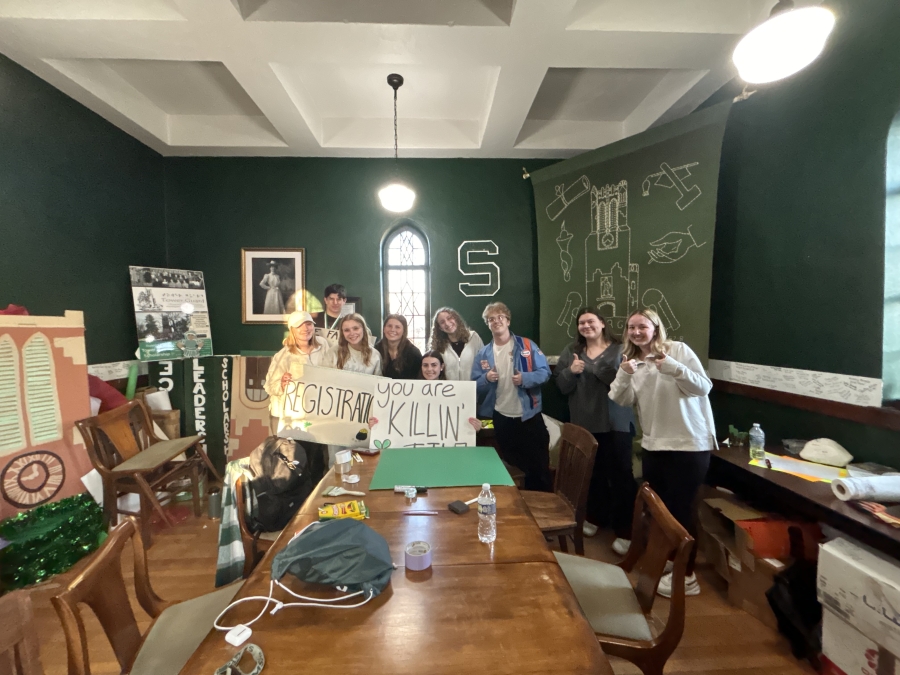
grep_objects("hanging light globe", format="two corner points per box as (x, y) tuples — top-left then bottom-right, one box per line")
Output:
(733, 5), (835, 84)
(378, 183), (416, 213)
(378, 73), (416, 213)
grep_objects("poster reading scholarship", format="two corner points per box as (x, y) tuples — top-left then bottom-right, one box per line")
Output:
(129, 266), (214, 361)
(530, 102), (731, 361)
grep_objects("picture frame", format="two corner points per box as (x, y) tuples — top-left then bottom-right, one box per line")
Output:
(241, 248), (306, 324)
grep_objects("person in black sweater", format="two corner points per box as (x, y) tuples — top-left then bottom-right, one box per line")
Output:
(375, 314), (422, 379)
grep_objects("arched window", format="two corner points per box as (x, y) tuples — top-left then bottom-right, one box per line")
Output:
(0, 335), (26, 454)
(22, 333), (62, 445)
(382, 224), (431, 352)
(884, 112), (900, 400)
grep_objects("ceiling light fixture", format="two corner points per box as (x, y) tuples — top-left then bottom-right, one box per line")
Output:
(732, 1), (835, 84)
(378, 73), (416, 213)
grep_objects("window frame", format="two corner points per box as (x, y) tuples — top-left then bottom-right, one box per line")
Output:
(381, 222), (432, 352)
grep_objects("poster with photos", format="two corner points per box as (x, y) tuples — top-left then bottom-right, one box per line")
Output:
(129, 266), (214, 361)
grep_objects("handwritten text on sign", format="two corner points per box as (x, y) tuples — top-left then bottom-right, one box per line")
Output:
(370, 380), (477, 449)
(278, 364), (380, 448)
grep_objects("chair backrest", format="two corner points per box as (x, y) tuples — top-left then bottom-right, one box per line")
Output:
(51, 518), (166, 675)
(75, 400), (159, 474)
(233, 477), (258, 578)
(0, 591), (44, 675)
(619, 483), (694, 625)
(552, 423), (599, 524)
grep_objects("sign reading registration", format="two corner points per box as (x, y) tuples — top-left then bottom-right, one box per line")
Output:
(369, 380), (477, 449)
(277, 364), (380, 448)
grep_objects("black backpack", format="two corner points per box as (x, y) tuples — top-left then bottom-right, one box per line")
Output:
(247, 437), (313, 532)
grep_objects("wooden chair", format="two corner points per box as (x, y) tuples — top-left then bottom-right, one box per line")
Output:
(555, 483), (694, 675)
(521, 423), (598, 555)
(75, 400), (223, 546)
(233, 476), (279, 577)
(51, 517), (241, 675)
(0, 591), (44, 675)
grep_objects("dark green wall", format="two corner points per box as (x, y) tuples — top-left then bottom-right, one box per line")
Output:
(0, 54), (166, 364)
(163, 158), (553, 354)
(708, 0), (900, 463)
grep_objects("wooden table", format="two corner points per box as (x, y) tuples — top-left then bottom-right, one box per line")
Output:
(182, 452), (612, 674)
(709, 446), (900, 559)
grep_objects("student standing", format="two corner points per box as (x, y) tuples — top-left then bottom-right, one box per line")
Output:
(419, 350), (447, 380)
(555, 309), (636, 555)
(263, 311), (335, 434)
(472, 302), (551, 491)
(313, 283), (348, 331)
(375, 314), (422, 379)
(609, 308), (716, 598)
(335, 313), (382, 375)
(430, 307), (484, 381)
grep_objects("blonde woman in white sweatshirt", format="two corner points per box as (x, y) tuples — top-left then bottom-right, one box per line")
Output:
(609, 308), (716, 599)
(335, 313), (382, 376)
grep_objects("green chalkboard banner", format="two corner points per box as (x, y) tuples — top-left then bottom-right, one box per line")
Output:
(531, 102), (731, 361)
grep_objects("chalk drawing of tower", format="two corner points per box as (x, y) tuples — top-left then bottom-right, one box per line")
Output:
(584, 181), (639, 333)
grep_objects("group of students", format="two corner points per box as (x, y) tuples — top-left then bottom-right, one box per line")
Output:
(263, 283), (717, 599)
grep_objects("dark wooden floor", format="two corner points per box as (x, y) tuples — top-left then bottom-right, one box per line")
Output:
(26, 508), (815, 675)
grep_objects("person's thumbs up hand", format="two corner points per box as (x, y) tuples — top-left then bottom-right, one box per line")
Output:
(570, 353), (585, 374)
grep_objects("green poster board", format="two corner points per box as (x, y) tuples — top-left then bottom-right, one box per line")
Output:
(369, 447), (515, 490)
(531, 103), (731, 360)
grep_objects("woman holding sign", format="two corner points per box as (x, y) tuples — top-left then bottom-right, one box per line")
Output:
(375, 314), (422, 379)
(555, 308), (636, 554)
(336, 314), (382, 375)
(609, 308), (716, 598)
(430, 307), (484, 381)
(264, 310), (335, 434)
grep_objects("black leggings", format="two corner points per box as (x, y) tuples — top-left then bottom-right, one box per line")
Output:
(493, 412), (551, 492)
(641, 450), (710, 575)
(587, 431), (637, 539)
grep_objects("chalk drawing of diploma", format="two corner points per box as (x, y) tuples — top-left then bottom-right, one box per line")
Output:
(556, 222), (574, 281)
(546, 176), (590, 221)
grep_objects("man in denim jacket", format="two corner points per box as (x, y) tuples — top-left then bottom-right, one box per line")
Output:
(472, 302), (551, 491)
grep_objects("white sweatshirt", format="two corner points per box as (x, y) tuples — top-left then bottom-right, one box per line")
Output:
(440, 330), (485, 381)
(608, 341), (717, 452)
(264, 337), (336, 416)
(338, 347), (382, 376)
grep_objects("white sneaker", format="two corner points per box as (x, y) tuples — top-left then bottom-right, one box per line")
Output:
(582, 522), (598, 537)
(656, 571), (700, 598)
(611, 538), (630, 555)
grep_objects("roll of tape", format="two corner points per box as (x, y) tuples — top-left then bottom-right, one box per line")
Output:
(405, 541), (432, 571)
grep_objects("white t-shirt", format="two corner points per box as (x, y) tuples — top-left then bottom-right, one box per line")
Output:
(493, 340), (522, 417)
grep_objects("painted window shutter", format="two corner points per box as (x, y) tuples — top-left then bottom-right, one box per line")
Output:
(0, 335), (26, 454)
(23, 333), (63, 445)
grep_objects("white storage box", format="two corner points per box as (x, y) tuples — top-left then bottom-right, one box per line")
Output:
(822, 609), (896, 675)
(817, 537), (900, 656)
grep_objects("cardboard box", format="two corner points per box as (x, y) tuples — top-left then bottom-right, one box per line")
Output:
(726, 556), (786, 630)
(821, 608), (897, 675)
(818, 537), (900, 657)
(697, 494), (767, 580)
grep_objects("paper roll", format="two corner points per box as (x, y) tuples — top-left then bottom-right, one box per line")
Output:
(832, 476), (900, 502)
(144, 390), (173, 411)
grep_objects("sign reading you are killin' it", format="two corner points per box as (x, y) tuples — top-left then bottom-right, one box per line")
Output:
(369, 380), (477, 449)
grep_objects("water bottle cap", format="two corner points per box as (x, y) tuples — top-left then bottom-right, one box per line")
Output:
(482, 483), (490, 490)
(752, 423), (760, 428)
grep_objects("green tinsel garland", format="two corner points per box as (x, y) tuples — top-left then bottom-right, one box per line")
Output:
(0, 493), (105, 592)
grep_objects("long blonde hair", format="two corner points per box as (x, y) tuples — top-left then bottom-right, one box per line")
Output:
(336, 313), (374, 369)
(621, 308), (670, 361)
(283, 325), (315, 355)
(430, 307), (471, 355)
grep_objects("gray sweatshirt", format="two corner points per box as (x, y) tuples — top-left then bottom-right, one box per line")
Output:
(555, 343), (635, 434)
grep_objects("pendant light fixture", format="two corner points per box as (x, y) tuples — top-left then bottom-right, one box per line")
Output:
(732, 0), (835, 85)
(378, 73), (416, 213)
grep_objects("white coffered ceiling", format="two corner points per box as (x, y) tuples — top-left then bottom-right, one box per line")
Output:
(0, 0), (777, 158)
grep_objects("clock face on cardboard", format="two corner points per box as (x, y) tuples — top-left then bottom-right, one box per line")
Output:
(1, 451), (66, 509)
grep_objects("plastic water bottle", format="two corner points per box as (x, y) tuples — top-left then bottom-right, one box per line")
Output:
(477, 483), (497, 543)
(749, 423), (766, 462)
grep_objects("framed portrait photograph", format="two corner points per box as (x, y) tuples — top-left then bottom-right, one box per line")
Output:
(241, 248), (306, 324)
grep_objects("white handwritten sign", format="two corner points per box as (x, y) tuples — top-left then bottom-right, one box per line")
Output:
(369, 380), (477, 449)
(277, 364), (382, 448)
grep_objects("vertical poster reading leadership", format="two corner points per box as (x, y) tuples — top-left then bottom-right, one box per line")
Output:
(531, 103), (731, 362)
(129, 266), (214, 361)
